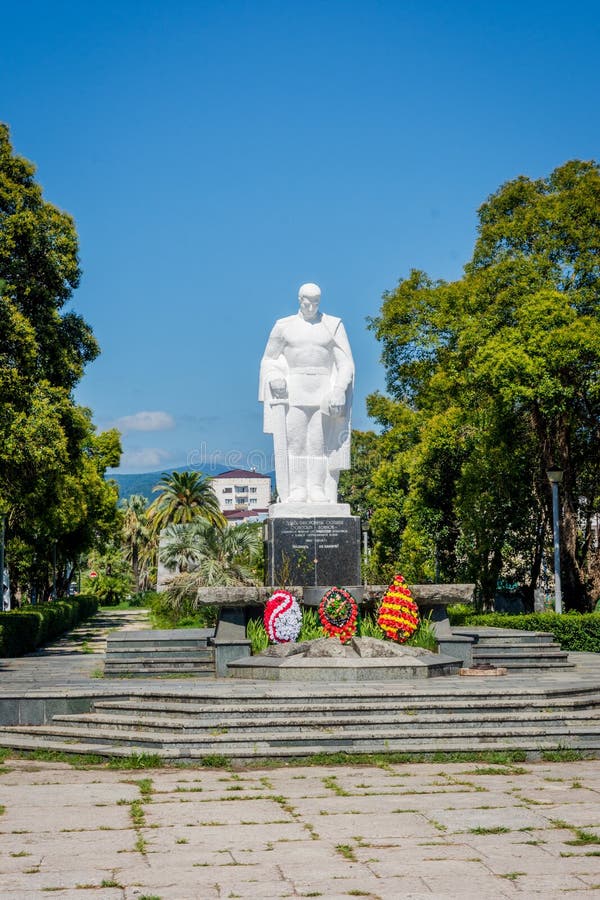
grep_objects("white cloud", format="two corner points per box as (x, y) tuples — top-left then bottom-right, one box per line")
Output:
(114, 411), (175, 433)
(118, 448), (172, 471)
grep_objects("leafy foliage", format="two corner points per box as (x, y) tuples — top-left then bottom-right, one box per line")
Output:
(365, 160), (600, 609)
(447, 610), (600, 652)
(162, 520), (262, 593)
(0, 594), (99, 656)
(147, 471), (225, 533)
(0, 123), (121, 600)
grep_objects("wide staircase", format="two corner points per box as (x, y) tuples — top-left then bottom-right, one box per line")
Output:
(103, 628), (215, 677)
(454, 627), (574, 672)
(1, 683), (599, 761)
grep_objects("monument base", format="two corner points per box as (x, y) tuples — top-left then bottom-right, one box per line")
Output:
(269, 502), (351, 519)
(265, 515), (361, 587)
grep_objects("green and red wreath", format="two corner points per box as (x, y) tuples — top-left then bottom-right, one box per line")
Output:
(318, 586), (358, 643)
(377, 574), (419, 643)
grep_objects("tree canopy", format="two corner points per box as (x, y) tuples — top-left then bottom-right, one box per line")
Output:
(0, 123), (121, 600)
(147, 471), (225, 533)
(363, 160), (600, 609)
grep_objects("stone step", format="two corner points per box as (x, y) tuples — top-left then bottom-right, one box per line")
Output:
(107, 628), (215, 643)
(104, 665), (214, 676)
(462, 633), (557, 645)
(472, 644), (565, 655)
(470, 659), (574, 672)
(1, 730), (599, 761)
(52, 707), (600, 734)
(105, 649), (214, 661)
(95, 689), (600, 718)
(452, 625), (554, 645)
(106, 640), (212, 653)
(2, 721), (600, 755)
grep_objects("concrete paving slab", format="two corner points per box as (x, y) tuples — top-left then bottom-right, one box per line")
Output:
(1, 755), (600, 897)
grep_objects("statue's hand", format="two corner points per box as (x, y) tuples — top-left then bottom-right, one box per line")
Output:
(270, 378), (288, 399)
(329, 391), (346, 415)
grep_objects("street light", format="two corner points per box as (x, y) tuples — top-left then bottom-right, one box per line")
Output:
(547, 468), (564, 614)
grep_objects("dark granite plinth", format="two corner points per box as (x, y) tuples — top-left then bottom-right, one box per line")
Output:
(265, 516), (361, 587)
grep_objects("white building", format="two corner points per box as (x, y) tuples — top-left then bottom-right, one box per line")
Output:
(210, 468), (271, 523)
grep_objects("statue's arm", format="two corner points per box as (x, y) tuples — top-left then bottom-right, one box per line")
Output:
(330, 323), (354, 408)
(259, 323), (287, 399)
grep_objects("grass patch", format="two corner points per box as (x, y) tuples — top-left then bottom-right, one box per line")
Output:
(108, 753), (162, 769)
(322, 775), (351, 796)
(335, 843), (357, 861)
(129, 800), (145, 828)
(565, 828), (600, 845)
(469, 825), (511, 835)
(541, 749), (585, 762)
(134, 777), (153, 800)
(199, 754), (231, 769)
(134, 834), (148, 854)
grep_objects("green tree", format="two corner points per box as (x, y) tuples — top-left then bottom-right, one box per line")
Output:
(368, 160), (600, 609)
(161, 521), (262, 609)
(0, 123), (121, 599)
(121, 494), (152, 593)
(147, 470), (225, 533)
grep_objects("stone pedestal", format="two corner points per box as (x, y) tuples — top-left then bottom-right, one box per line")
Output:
(265, 513), (361, 587)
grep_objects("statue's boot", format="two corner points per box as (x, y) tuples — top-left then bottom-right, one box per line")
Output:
(288, 455), (308, 502)
(308, 457), (328, 502)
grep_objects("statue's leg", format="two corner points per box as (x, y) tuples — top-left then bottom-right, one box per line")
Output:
(286, 406), (309, 502)
(306, 410), (327, 502)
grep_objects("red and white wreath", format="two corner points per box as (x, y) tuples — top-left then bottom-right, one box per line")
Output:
(264, 590), (302, 643)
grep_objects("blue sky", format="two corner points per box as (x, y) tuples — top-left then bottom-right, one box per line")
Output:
(3, 1), (599, 472)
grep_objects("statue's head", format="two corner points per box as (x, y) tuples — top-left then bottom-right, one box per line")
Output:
(298, 282), (321, 320)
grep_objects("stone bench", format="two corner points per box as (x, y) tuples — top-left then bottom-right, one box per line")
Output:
(194, 583), (476, 676)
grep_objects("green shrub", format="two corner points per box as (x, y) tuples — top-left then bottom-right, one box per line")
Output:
(0, 595), (99, 657)
(447, 610), (600, 652)
(247, 617), (269, 654)
(148, 592), (218, 629)
(406, 613), (438, 651)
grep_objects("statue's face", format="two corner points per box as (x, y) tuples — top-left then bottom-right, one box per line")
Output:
(299, 291), (321, 320)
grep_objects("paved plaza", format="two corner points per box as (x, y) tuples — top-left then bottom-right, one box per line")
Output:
(1, 609), (599, 897)
(0, 754), (599, 898)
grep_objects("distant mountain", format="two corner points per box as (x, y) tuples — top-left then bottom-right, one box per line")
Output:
(108, 463), (231, 504)
(108, 464), (273, 504)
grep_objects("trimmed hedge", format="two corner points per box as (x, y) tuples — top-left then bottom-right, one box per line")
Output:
(0, 594), (99, 657)
(448, 610), (600, 653)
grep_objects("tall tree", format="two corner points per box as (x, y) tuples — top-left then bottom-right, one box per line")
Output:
(121, 494), (152, 593)
(368, 160), (600, 609)
(0, 123), (120, 599)
(161, 520), (262, 606)
(147, 471), (225, 533)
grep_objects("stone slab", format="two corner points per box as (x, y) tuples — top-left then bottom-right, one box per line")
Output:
(228, 651), (461, 681)
(265, 515), (361, 586)
(268, 501), (351, 518)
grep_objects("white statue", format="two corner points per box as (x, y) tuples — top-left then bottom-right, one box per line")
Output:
(259, 283), (354, 506)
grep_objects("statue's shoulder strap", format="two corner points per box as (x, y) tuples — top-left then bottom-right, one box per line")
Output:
(321, 313), (342, 332)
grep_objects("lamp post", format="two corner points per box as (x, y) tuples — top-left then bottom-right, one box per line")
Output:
(0, 513), (5, 610)
(547, 468), (563, 614)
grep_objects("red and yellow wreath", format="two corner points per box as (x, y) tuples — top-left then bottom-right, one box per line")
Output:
(318, 586), (358, 644)
(377, 574), (419, 643)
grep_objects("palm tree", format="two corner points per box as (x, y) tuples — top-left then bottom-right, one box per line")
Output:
(147, 471), (225, 534)
(120, 494), (152, 593)
(161, 521), (263, 607)
(159, 522), (205, 573)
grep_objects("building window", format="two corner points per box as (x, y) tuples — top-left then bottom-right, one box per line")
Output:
(235, 486), (248, 493)
(223, 487), (232, 493)
(250, 498), (257, 504)
(225, 499), (232, 506)
(250, 487), (257, 493)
